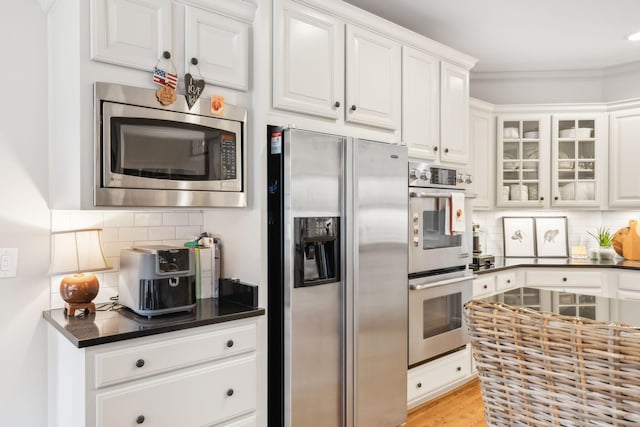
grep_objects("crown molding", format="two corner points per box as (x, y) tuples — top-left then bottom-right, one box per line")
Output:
(471, 60), (640, 82)
(469, 97), (495, 113)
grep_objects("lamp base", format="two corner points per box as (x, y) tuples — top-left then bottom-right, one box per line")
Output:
(64, 302), (96, 317)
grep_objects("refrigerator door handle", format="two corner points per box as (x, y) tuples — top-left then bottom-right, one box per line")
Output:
(409, 274), (477, 291)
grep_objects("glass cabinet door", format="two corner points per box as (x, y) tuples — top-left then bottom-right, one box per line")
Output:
(551, 115), (605, 207)
(497, 116), (550, 207)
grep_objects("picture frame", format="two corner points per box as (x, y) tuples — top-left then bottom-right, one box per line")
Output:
(502, 217), (536, 257)
(534, 216), (569, 258)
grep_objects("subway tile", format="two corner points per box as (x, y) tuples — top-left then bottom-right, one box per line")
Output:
(148, 227), (175, 241)
(175, 226), (202, 240)
(118, 227), (148, 242)
(106, 257), (119, 271)
(104, 212), (135, 227)
(162, 239), (191, 247)
(101, 228), (119, 243)
(50, 211), (72, 231)
(103, 272), (120, 287)
(134, 240), (163, 247)
(69, 212), (104, 229)
(163, 212), (189, 226)
(135, 212), (163, 227)
(103, 241), (133, 257)
(189, 212), (204, 226)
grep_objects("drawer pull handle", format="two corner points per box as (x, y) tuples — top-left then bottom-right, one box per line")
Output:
(562, 277), (567, 282)
(351, 105), (357, 111)
(226, 340), (234, 348)
(433, 146), (438, 152)
(135, 359), (145, 368)
(483, 285), (488, 289)
(136, 415), (145, 424)
(456, 366), (462, 372)
(416, 382), (422, 388)
(506, 279), (511, 284)
(334, 101), (341, 108)
(227, 388), (234, 397)
(444, 148), (449, 153)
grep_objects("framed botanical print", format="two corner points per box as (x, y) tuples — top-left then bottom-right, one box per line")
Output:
(502, 217), (536, 257)
(535, 216), (568, 258)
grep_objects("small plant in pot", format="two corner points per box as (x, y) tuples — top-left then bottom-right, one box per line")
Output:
(587, 227), (615, 260)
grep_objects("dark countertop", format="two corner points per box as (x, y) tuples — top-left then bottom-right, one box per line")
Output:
(43, 298), (265, 348)
(472, 256), (640, 275)
(478, 286), (640, 326)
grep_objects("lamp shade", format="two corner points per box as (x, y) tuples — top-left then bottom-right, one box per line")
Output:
(50, 228), (111, 275)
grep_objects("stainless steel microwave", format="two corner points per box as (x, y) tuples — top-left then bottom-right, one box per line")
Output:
(94, 82), (247, 207)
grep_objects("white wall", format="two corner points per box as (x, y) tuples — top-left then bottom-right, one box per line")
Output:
(0, 2), (50, 426)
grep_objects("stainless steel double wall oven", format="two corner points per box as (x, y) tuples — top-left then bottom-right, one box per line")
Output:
(408, 161), (475, 366)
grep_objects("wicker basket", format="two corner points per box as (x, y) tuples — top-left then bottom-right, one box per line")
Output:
(464, 300), (640, 426)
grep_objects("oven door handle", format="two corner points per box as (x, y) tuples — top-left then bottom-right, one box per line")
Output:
(409, 275), (477, 291)
(409, 191), (476, 199)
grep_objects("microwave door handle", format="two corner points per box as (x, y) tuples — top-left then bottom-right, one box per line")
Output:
(409, 275), (478, 291)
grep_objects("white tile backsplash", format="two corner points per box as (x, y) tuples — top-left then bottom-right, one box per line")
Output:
(49, 210), (204, 308)
(473, 209), (640, 257)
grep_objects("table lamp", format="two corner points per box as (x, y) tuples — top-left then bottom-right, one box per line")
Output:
(49, 228), (111, 316)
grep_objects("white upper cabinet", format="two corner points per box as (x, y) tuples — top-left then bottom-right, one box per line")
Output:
(550, 114), (607, 208)
(345, 24), (401, 130)
(469, 101), (495, 209)
(91, 0), (252, 91)
(402, 47), (439, 160)
(440, 61), (470, 165)
(402, 52), (471, 167)
(496, 115), (551, 208)
(273, 0), (344, 119)
(184, 6), (249, 91)
(91, 0), (172, 71)
(609, 108), (640, 207)
(273, 1), (401, 131)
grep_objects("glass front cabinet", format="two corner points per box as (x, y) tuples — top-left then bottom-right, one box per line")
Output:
(551, 114), (607, 207)
(497, 115), (550, 207)
(497, 113), (606, 208)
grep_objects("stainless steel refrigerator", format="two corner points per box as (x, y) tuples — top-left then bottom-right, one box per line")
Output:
(267, 127), (408, 427)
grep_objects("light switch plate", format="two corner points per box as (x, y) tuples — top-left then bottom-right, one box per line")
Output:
(0, 248), (18, 278)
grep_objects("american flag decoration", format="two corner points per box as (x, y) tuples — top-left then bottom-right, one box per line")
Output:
(153, 67), (178, 90)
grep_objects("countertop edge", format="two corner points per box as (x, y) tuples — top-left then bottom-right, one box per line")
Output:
(474, 259), (640, 275)
(43, 307), (265, 348)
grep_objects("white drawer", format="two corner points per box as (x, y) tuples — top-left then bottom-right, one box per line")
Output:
(407, 347), (470, 401)
(618, 271), (640, 292)
(473, 276), (496, 297)
(94, 322), (257, 388)
(496, 272), (516, 291)
(525, 269), (602, 288)
(95, 355), (256, 427)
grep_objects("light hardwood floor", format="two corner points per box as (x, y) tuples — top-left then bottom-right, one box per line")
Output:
(405, 379), (486, 427)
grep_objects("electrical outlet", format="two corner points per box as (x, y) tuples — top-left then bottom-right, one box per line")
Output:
(0, 248), (18, 278)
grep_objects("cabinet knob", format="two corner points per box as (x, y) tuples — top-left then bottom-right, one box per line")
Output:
(226, 340), (234, 348)
(350, 105), (357, 111)
(562, 277), (567, 282)
(506, 279), (511, 284)
(227, 389), (235, 397)
(554, 196), (559, 200)
(136, 415), (145, 424)
(136, 359), (145, 368)
(456, 366), (462, 372)
(483, 285), (488, 289)
(162, 51), (171, 59)
(444, 148), (449, 153)
(540, 197), (544, 201)
(433, 146), (438, 152)
(416, 382), (422, 388)
(334, 101), (341, 108)
(190, 57), (199, 65)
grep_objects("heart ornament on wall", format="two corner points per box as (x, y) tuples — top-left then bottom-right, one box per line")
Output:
(185, 73), (205, 110)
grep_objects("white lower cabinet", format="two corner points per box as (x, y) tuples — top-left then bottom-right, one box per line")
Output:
(472, 275), (496, 297)
(48, 318), (259, 427)
(407, 347), (471, 409)
(495, 271), (517, 292)
(524, 268), (603, 295)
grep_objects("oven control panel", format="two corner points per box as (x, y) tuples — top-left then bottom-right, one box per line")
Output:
(408, 161), (472, 189)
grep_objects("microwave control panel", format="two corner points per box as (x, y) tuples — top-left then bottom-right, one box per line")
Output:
(408, 161), (472, 189)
